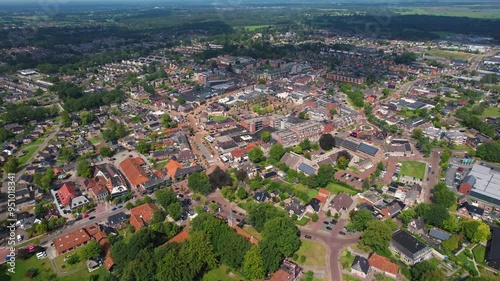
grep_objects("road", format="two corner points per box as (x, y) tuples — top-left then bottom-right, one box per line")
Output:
(0, 121), (62, 221)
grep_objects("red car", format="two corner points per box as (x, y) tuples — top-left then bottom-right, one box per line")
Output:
(83, 214), (89, 218)
(26, 245), (36, 252)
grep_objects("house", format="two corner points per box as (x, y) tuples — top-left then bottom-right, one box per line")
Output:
(165, 159), (203, 180)
(408, 217), (426, 236)
(306, 198), (321, 213)
(93, 163), (128, 198)
(285, 199), (306, 218)
(368, 253), (399, 279)
(107, 212), (128, 229)
(487, 227), (500, 270)
(270, 260), (302, 281)
(129, 203), (158, 231)
(56, 183), (77, 207)
(428, 229), (452, 242)
(253, 191), (271, 203)
(53, 228), (92, 255)
(391, 230), (432, 265)
(119, 157), (149, 189)
(70, 195), (89, 210)
(315, 188), (330, 205)
(329, 194), (353, 213)
(351, 255), (370, 278)
(380, 200), (405, 218)
(16, 213), (41, 230)
(90, 184), (109, 203)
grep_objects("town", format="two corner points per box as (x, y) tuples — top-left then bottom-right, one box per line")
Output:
(0, 2), (500, 281)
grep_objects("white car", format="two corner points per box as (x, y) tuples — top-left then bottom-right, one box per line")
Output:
(36, 252), (47, 259)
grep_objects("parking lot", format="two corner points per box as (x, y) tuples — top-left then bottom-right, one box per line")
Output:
(445, 155), (474, 190)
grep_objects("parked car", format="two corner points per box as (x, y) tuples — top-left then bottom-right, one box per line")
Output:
(323, 221), (329, 225)
(83, 214), (89, 218)
(88, 216), (96, 220)
(304, 235), (312, 239)
(326, 226), (332, 231)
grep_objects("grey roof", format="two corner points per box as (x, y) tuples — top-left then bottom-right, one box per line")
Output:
(351, 255), (370, 274)
(392, 230), (429, 256)
(488, 227), (500, 270)
(428, 229), (452, 241)
(298, 162), (316, 175)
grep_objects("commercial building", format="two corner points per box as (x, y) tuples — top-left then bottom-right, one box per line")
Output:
(458, 163), (500, 206)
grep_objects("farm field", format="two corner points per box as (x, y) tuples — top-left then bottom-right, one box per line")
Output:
(427, 49), (475, 61)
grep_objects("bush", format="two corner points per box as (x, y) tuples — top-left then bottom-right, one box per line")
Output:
(293, 253), (298, 261)
(25, 268), (38, 279)
(300, 255), (306, 263)
(311, 213), (319, 222)
(67, 254), (80, 265)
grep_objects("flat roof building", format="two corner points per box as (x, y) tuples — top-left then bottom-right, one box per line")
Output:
(459, 163), (500, 206)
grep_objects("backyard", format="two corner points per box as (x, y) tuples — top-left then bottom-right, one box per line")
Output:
(18, 145), (39, 166)
(294, 239), (326, 267)
(472, 245), (487, 265)
(242, 225), (263, 240)
(325, 183), (359, 196)
(482, 107), (500, 118)
(202, 265), (243, 281)
(400, 161), (426, 180)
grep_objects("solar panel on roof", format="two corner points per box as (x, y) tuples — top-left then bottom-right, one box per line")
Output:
(298, 162), (315, 175)
(357, 143), (379, 156)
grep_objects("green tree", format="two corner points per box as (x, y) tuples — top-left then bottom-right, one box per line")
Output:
(136, 140), (151, 155)
(442, 215), (459, 233)
(415, 203), (449, 228)
(167, 202), (183, 221)
(299, 139), (311, 150)
(311, 213), (319, 222)
(411, 260), (445, 281)
(319, 134), (335, 150)
(248, 147), (265, 163)
(412, 128), (423, 140)
(360, 220), (392, 254)
(61, 110), (71, 127)
(155, 189), (178, 210)
(80, 240), (102, 260)
(261, 131), (271, 143)
(77, 160), (93, 178)
(316, 164), (335, 187)
(461, 220), (491, 243)
(398, 209), (416, 224)
(248, 203), (287, 232)
(351, 209), (374, 231)
(293, 145), (303, 154)
(336, 156), (350, 170)
(442, 235), (459, 252)
(100, 146), (114, 157)
(4, 157), (19, 173)
(269, 143), (285, 162)
(433, 182), (455, 208)
(188, 172), (213, 195)
(476, 142), (500, 163)
(243, 246), (265, 279)
(259, 217), (300, 273)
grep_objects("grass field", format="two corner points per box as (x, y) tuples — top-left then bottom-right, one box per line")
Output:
(209, 115), (228, 122)
(202, 265), (243, 281)
(343, 274), (362, 281)
(18, 145), (39, 166)
(243, 225), (263, 240)
(325, 183), (359, 196)
(393, 7), (500, 19)
(244, 25), (269, 31)
(400, 161), (426, 180)
(307, 189), (319, 200)
(482, 107), (500, 118)
(340, 250), (355, 269)
(478, 266), (500, 281)
(0, 255), (108, 281)
(296, 217), (310, 226)
(295, 239), (326, 267)
(88, 137), (102, 145)
(473, 245), (487, 264)
(427, 49), (474, 61)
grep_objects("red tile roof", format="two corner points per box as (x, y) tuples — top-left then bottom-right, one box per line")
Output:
(165, 159), (183, 179)
(167, 228), (190, 244)
(53, 228), (91, 255)
(130, 203), (158, 231)
(368, 253), (399, 276)
(56, 183), (77, 206)
(270, 269), (294, 281)
(231, 143), (257, 158)
(119, 157), (149, 187)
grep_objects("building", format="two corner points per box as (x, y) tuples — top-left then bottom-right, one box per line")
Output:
(368, 253), (399, 279)
(428, 229), (452, 241)
(53, 224), (101, 255)
(487, 227), (500, 270)
(327, 71), (366, 85)
(93, 163), (128, 198)
(390, 230), (432, 265)
(351, 255), (370, 278)
(56, 183), (77, 207)
(119, 157), (149, 189)
(458, 163), (500, 206)
(129, 203), (158, 231)
(329, 194), (353, 213)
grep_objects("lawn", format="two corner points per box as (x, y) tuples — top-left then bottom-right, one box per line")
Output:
(0, 255), (108, 281)
(478, 266), (500, 281)
(244, 25), (269, 31)
(307, 189), (319, 201)
(243, 225), (263, 240)
(400, 161), (426, 180)
(340, 250), (355, 269)
(18, 145), (39, 166)
(202, 265), (243, 281)
(325, 183), (359, 196)
(296, 217), (310, 226)
(427, 49), (475, 61)
(209, 115), (227, 122)
(153, 159), (169, 170)
(482, 107), (500, 118)
(343, 274), (362, 281)
(473, 245), (486, 264)
(295, 239), (326, 267)
(87, 137), (102, 145)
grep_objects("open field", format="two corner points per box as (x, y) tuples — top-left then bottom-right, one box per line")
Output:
(400, 161), (426, 180)
(473, 245), (486, 264)
(427, 49), (475, 61)
(209, 115), (227, 122)
(343, 274), (362, 281)
(340, 250), (355, 269)
(482, 107), (500, 118)
(244, 25), (269, 31)
(325, 183), (359, 196)
(0, 255), (108, 281)
(88, 136), (102, 145)
(18, 145), (39, 166)
(202, 265), (243, 281)
(393, 7), (500, 19)
(295, 239), (326, 267)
